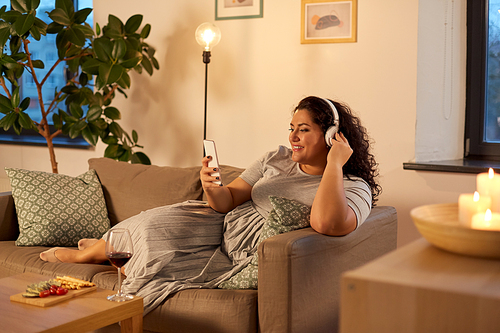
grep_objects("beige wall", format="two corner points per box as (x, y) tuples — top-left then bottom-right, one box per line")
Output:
(0, 0), (477, 246)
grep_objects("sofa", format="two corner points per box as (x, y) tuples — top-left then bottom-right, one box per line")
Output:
(0, 157), (398, 333)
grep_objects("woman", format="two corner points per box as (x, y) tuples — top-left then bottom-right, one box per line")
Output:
(40, 96), (380, 314)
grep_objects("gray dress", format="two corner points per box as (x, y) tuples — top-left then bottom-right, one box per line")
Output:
(109, 146), (372, 315)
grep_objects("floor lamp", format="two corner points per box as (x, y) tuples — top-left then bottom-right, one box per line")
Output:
(195, 23), (221, 141)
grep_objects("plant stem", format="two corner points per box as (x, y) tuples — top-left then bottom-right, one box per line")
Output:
(23, 39), (59, 173)
(0, 77), (12, 98)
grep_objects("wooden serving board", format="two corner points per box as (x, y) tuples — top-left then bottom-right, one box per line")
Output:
(10, 286), (97, 307)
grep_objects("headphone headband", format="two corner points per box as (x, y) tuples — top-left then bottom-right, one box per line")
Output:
(322, 98), (339, 127)
(322, 98), (340, 147)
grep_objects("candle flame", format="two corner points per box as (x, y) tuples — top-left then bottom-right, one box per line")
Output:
(485, 209), (492, 222)
(489, 168), (495, 179)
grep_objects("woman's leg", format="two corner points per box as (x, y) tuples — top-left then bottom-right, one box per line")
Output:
(40, 239), (108, 264)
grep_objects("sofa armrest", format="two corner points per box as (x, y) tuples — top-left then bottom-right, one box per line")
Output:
(0, 191), (18, 241)
(257, 206), (397, 333)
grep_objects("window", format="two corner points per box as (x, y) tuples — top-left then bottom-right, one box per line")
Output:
(0, 0), (93, 148)
(465, 0), (500, 160)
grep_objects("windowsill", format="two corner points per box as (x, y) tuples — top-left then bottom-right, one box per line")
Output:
(0, 133), (92, 149)
(403, 158), (500, 174)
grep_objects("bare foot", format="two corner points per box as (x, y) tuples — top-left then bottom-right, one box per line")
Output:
(78, 238), (100, 250)
(40, 247), (66, 262)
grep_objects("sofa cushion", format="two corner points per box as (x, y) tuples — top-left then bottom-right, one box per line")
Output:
(144, 289), (258, 333)
(219, 196), (310, 289)
(88, 158), (204, 226)
(5, 168), (110, 247)
(0, 241), (117, 282)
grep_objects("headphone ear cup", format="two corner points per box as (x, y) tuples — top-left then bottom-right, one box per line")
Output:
(324, 125), (339, 147)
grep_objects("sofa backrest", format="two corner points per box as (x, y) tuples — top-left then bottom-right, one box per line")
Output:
(88, 158), (245, 226)
(89, 158), (203, 226)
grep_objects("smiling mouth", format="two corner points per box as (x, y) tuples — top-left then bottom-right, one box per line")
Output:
(292, 145), (304, 151)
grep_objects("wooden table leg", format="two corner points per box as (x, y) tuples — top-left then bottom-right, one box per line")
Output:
(120, 313), (143, 333)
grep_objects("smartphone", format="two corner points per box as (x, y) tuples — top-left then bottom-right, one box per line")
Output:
(203, 140), (222, 185)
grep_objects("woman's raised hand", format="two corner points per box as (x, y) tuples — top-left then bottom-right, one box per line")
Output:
(327, 132), (353, 168)
(200, 156), (222, 190)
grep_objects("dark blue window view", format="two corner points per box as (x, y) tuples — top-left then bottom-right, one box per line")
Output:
(0, 0), (93, 147)
(486, 1), (500, 142)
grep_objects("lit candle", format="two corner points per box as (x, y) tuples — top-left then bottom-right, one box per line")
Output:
(471, 209), (500, 231)
(458, 191), (491, 227)
(476, 168), (500, 213)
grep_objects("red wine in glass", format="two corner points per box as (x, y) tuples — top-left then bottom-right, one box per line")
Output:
(108, 252), (133, 268)
(105, 228), (134, 302)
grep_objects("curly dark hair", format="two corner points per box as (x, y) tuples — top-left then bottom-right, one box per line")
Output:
(294, 96), (381, 206)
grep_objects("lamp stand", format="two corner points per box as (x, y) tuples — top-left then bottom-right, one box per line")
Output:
(203, 50), (211, 141)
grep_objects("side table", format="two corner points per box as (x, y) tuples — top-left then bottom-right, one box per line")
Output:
(1, 272), (143, 333)
(340, 238), (500, 333)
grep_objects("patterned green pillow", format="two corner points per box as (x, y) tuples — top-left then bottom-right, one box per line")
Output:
(219, 196), (311, 289)
(5, 168), (111, 247)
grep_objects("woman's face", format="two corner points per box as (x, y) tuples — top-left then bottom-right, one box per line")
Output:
(289, 109), (329, 171)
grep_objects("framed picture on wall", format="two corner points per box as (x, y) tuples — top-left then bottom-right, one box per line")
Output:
(301, 0), (357, 44)
(215, 0), (263, 20)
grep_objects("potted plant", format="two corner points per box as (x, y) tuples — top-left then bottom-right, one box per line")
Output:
(0, 0), (159, 173)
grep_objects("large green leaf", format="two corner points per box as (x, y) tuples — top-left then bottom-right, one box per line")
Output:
(19, 97), (30, 110)
(111, 39), (126, 61)
(13, 12), (35, 36)
(73, 23), (94, 38)
(141, 24), (151, 38)
(0, 94), (12, 109)
(55, 0), (74, 18)
(31, 59), (44, 68)
(68, 119), (86, 138)
(0, 111), (18, 130)
(47, 22), (63, 34)
(65, 26), (85, 46)
(131, 152), (151, 165)
(81, 58), (101, 75)
(49, 8), (71, 26)
(69, 103), (83, 118)
(125, 14), (142, 34)
(29, 25), (41, 40)
(11, 86), (20, 108)
(18, 111), (33, 129)
(108, 121), (123, 138)
(2, 10), (21, 24)
(74, 8), (92, 24)
(104, 143), (119, 158)
(11, 0), (27, 13)
(82, 123), (99, 146)
(94, 37), (112, 62)
(107, 14), (124, 34)
(120, 55), (142, 69)
(116, 71), (130, 89)
(104, 106), (120, 120)
(0, 28), (10, 52)
(107, 64), (123, 84)
(141, 56), (153, 75)
(86, 105), (102, 122)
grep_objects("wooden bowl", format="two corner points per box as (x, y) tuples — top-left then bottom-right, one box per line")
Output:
(410, 203), (500, 259)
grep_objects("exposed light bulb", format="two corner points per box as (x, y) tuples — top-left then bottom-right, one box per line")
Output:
(195, 22), (221, 52)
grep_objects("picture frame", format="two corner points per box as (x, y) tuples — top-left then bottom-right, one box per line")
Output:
(301, 0), (357, 44)
(215, 0), (263, 21)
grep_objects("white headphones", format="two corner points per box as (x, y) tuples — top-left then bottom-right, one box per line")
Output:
(323, 98), (340, 147)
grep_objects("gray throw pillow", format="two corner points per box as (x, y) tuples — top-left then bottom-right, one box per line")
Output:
(219, 196), (311, 289)
(5, 167), (110, 246)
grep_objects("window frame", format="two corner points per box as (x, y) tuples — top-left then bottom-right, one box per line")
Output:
(465, 0), (500, 160)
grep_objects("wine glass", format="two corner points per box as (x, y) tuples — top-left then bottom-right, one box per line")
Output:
(105, 228), (134, 302)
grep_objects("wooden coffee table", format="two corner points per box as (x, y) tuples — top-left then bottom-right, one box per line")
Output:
(0, 272), (143, 333)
